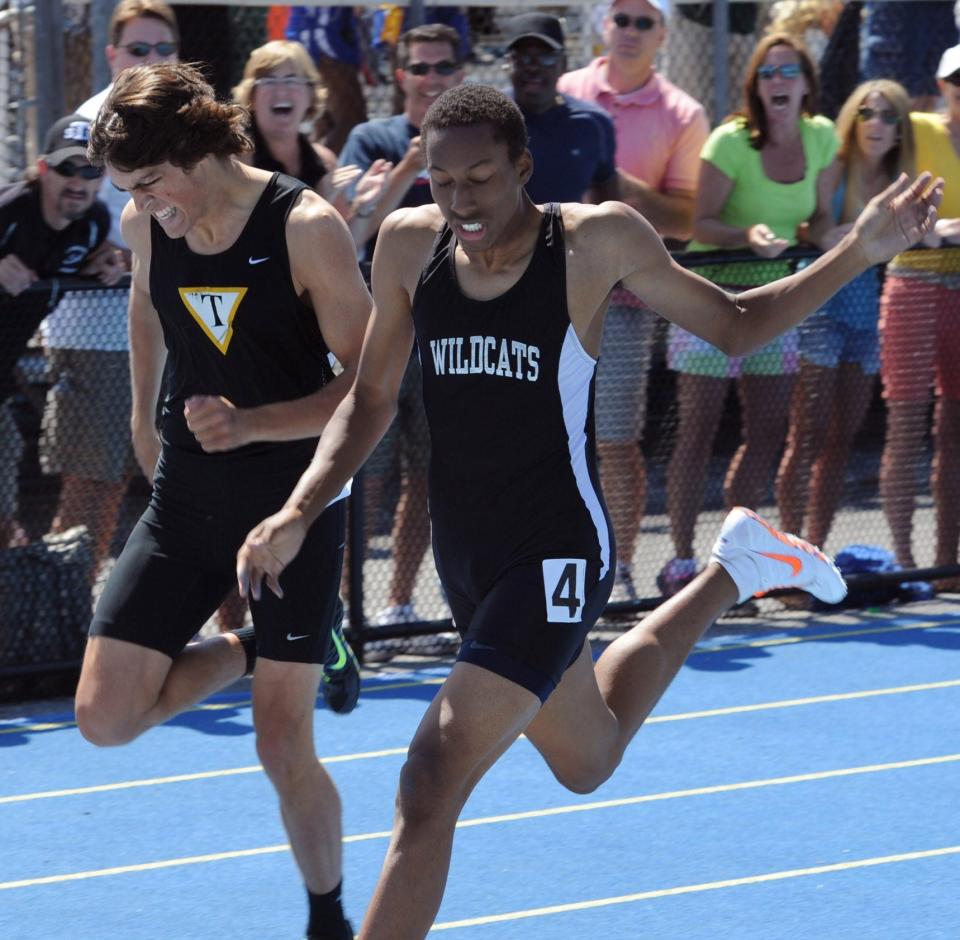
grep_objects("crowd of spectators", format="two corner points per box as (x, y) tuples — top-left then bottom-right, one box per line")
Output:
(4, 0), (960, 649)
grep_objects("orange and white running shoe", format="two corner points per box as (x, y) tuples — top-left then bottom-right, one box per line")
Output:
(709, 507), (847, 605)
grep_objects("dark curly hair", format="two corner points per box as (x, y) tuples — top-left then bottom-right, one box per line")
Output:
(88, 62), (251, 172)
(420, 84), (528, 163)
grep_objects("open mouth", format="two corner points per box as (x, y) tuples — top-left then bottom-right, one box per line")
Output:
(456, 221), (486, 241)
(270, 103), (294, 115)
(154, 206), (175, 222)
(771, 93), (790, 107)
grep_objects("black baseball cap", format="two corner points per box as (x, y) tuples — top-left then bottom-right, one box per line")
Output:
(42, 114), (93, 166)
(505, 13), (565, 51)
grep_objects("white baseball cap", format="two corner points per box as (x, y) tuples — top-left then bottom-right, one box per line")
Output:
(937, 43), (960, 80)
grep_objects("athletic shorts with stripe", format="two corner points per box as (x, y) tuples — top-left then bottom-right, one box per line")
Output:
(443, 553), (615, 704)
(89, 443), (345, 664)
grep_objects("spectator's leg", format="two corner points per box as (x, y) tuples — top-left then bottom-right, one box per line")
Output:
(595, 306), (655, 574)
(776, 360), (836, 536)
(52, 474), (129, 570)
(881, 400), (929, 569)
(726, 373), (795, 512)
(878, 274), (937, 568)
(807, 362), (875, 547)
(933, 287), (960, 569)
(932, 396), (960, 568)
(666, 373), (728, 559)
(0, 401), (25, 547)
(384, 471), (430, 609)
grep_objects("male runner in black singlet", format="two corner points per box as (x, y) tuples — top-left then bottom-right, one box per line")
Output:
(237, 84), (941, 939)
(77, 64), (368, 940)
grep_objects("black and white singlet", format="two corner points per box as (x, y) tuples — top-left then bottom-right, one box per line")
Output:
(412, 203), (613, 599)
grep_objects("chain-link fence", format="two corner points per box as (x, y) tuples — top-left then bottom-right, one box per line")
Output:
(3, 243), (959, 676)
(3, 1), (960, 678)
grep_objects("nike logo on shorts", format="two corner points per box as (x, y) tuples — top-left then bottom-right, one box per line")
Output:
(249, 256), (270, 265)
(286, 632), (310, 641)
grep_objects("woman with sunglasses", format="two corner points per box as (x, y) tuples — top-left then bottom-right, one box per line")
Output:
(233, 40), (390, 246)
(877, 45), (960, 591)
(659, 33), (838, 598)
(777, 80), (914, 554)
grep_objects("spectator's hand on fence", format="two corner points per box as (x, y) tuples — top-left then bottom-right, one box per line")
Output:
(747, 224), (789, 258)
(82, 246), (126, 286)
(0, 254), (38, 296)
(853, 172), (943, 263)
(184, 394), (249, 452)
(237, 506), (308, 601)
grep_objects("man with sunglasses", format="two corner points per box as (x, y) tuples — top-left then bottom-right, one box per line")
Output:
(337, 23), (465, 647)
(339, 23), (464, 254)
(38, 0), (179, 578)
(559, 0), (709, 602)
(0, 114), (121, 548)
(504, 13), (620, 205)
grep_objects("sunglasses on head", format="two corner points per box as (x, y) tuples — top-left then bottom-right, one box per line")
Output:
(857, 106), (899, 126)
(756, 62), (802, 80)
(405, 60), (459, 76)
(254, 75), (312, 88)
(51, 162), (103, 180)
(611, 12), (658, 31)
(508, 50), (562, 68)
(943, 71), (960, 86)
(117, 40), (178, 58)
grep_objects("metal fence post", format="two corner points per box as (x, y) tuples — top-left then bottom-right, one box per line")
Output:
(32, 0), (64, 153)
(89, 0), (111, 95)
(713, 0), (730, 127)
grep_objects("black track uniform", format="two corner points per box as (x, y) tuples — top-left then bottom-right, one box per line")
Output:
(90, 173), (346, 663)
(412, 204), (614, 701)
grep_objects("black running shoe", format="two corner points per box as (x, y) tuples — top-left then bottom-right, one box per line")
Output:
(321, 600), (360, 715)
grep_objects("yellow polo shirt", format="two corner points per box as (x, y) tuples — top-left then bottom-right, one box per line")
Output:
(890, 111), (960, 274)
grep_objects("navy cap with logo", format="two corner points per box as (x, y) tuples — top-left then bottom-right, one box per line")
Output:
(42, 114), (93, 167)
(505, 13), (565, 51)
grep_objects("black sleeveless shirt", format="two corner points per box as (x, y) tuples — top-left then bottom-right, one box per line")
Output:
(411, 204), (612, 592)
(149, 172), (335, 457)
(250, 122), (327, 191)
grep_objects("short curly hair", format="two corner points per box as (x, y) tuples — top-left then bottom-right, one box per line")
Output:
(420, 84), (528, 163)
(88, 62), (251, 172)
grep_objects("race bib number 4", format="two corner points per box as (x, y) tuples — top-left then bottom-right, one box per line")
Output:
(542, 558), (587, 623)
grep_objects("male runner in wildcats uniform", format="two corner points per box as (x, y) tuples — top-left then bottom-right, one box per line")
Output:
(77, 63), (369, 940)
(237, 84), (941, 939)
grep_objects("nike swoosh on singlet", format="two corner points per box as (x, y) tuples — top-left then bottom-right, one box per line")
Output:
(286, 632), (310, 642)
(754, 550), (803, 577)
(248, 256), (270, 265)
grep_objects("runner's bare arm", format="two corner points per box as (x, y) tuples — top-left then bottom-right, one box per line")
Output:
(121, 204), (166, 481)
(585, 174), (941, 356)
(237, 206), (432, 599)
(187, 192), (373, 452)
